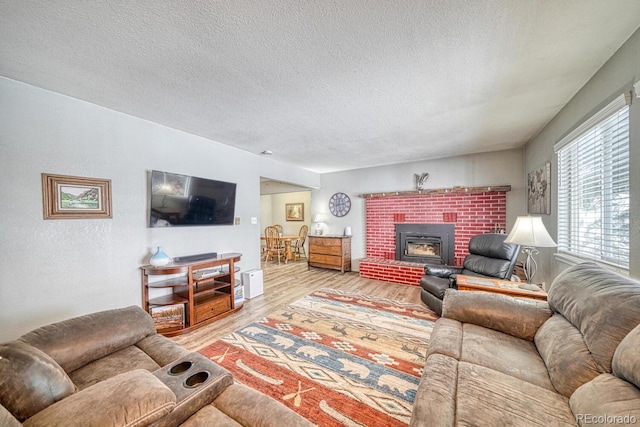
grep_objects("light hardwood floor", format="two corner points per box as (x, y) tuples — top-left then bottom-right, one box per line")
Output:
(171, 259), (424, 351)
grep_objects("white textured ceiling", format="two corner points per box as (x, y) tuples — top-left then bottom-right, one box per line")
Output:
(2, 1), (639, 173)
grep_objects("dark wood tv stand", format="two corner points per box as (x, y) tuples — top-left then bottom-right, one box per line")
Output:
(141, 253), (242, 336)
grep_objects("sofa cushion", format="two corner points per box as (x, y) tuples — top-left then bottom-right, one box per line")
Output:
(411, 355), (576, 427)
(135, 334), (191, 366)
(0, 404), (21, 427)
(547, 262), (640, 373)
(212, 383), (315, 427)
(427, 317), (554, 391)
(425, 318), (462, 360)
(18, 305), (156, 373)
(612, 323), (640, 388)
(535, 314), (601, 397)
(570, 374), (640, 424)
(69, 345), (162, 390)
(442, 289), (552, 341)
(0, 341), (76, 421)
(181, 405), (243, 427)
(410, 354), (458, 427)
(460, 324), (554, 391)
(22, 369), (176, 427)
(453, 362), (576, 426)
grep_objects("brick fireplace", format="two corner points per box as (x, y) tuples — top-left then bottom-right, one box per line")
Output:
(359, 187), (509, 286)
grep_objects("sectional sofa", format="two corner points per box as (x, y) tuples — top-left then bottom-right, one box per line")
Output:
(410, 262), (640, 426)
(0, 305), (312, 426)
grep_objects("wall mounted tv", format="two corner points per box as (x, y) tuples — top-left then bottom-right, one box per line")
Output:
(149, 170), (237, 227)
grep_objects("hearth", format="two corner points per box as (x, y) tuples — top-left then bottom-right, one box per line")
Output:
(395, 224), (455, 265)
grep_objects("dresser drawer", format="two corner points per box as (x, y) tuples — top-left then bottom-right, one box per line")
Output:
(309, 253), (342, 266)
(309, 244), (343, 256)
(194, 294), (231, 323)
(309, 237), (342, 246)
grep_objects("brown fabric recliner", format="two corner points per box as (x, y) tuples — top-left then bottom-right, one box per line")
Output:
(0, 306), (313, 427)
(410, 262), (640, 426)
(420, 233), (520, 315)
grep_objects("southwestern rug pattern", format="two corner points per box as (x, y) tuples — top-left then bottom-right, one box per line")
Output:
(199, 289), (438, 426)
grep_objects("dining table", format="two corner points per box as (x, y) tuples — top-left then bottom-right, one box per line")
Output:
(260, 234), (299, 263)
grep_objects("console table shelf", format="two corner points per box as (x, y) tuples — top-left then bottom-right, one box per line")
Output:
(142, 252), (242, 337)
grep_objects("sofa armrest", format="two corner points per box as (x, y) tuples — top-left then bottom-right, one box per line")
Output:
(23, 370), (176, 427)
(211, 383), (315, 426)
(424, 265), (463, 278)
(442, 289), (552, 341)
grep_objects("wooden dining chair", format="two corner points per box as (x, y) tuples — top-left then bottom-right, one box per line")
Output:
(263, 226), (285, 264)
(292, 225), (309, 261)
(272, 224), (285, 249)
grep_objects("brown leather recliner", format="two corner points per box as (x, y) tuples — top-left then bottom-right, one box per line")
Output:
(420, 233), (520, 315)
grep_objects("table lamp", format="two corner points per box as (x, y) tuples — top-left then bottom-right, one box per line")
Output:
(313, 214), (326, 235)
(504, 216), (557, 290)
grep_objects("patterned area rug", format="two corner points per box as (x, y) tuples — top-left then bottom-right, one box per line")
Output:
(198, 289), (438, 426)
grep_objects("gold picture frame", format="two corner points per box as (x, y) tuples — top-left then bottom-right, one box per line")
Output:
(285, 203), (304, 221)
(42, 173), (112, 219)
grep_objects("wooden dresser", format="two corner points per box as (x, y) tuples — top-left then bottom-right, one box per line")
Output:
(308, 235), (351, 274)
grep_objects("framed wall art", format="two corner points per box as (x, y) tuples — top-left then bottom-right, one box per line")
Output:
(150, 304), (185, 330)
(527, 162), (551, 215)
(285, 203), (304, 221)
(42, 173), (112, 219)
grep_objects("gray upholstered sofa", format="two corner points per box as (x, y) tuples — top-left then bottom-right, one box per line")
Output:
(0, 306), (312, 427)
(410, 262), (640, 426)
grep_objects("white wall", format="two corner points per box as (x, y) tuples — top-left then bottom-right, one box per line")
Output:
(524, 27), (640, 283)
(260, 191), (311, 236)
(0, 77), (319, 342)
(312, 149), (525, 267)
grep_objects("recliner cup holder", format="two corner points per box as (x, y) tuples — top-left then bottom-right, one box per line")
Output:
(184, 371), (210, 388)
(168, 361), (193, 375)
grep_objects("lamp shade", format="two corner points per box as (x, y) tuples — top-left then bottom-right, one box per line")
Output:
(504, 216), (556, 247)
(313, 214), (326, 223)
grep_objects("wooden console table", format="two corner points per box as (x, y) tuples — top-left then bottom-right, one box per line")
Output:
(142, 253), (242, 336)
(456, 274), (547, 301)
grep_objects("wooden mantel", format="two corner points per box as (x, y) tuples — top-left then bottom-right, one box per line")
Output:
(359, 185), (511, 199)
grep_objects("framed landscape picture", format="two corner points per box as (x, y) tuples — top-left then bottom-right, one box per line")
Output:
(527, 163), (550, 214)
(285, 203), (304, 221)
(150, 304), (185, 330)
(42, 173), (112, 219)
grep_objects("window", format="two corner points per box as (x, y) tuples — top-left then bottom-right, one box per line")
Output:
(555, 93), (630, 269)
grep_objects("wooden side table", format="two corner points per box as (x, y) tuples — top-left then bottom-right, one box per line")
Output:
(456, 274), (547, 301)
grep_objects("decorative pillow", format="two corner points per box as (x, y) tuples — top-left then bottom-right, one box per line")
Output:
(0, 341), (76, 421)
(613, 324), (640, 388)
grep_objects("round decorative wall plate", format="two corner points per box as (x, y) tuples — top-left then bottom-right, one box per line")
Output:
(329, 192), (351, 217)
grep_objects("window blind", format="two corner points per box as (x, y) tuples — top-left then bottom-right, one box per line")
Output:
(556, 95), (630, 269)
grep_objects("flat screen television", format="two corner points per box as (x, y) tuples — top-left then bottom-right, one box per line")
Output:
(149, 170), (237, 227)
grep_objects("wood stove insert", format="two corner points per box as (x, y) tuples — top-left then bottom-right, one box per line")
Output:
(395, 224), (455, 265)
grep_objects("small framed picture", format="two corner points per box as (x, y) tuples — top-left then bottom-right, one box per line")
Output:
(150, 304), (185, 330)
(527, 163), (551, 215)
(42, 173), (112, 219)
(285, 203), (304, 221)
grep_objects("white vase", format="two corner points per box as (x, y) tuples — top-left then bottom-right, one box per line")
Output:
(150, 246), (171, 266)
